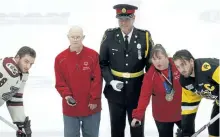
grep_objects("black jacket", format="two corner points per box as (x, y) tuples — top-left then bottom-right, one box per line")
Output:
(99, 27), (154, 105)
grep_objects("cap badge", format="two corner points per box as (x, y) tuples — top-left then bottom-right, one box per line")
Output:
(122, 8), (126, 13)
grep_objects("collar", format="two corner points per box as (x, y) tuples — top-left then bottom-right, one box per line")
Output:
(121, 27), (134, 38)
(69, 45), (84, 55)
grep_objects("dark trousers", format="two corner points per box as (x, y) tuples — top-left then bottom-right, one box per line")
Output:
(208, 102), (219, 136)
(155, 120), (181, 137)
(182, 113), (196, 136)
(108, 101), (145, 137)
(181, 102), (219, 136)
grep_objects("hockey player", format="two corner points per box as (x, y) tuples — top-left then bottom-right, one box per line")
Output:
(173, 49), (219, 137)
(0, 46), (36, 137)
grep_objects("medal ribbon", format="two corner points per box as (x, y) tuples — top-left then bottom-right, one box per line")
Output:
(157, 65), (173, 94)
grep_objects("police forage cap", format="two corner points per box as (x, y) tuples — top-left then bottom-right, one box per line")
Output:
(113, 4), (138, 19)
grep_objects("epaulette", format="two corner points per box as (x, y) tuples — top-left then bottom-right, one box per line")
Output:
(106, 27), (119, 32)
(136, 28), (148, 32)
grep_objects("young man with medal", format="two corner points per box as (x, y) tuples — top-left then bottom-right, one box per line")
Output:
(99, 4), (154, 137)
(132, 44), (182, 137)
(173, 49), (219, 137)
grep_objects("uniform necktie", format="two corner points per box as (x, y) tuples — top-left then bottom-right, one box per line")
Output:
(125, 35), (128, 50)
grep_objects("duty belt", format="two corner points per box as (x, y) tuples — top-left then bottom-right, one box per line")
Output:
(111, 69), (144, 78)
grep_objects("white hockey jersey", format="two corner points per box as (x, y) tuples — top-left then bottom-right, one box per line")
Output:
(0, 57), (28, 123)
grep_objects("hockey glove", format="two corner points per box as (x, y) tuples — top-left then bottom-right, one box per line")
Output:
(15, 117), (32, 137)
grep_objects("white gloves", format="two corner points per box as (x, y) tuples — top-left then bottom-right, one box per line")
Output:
(110, 80), (124, 91)
(131, 118), (141, 127)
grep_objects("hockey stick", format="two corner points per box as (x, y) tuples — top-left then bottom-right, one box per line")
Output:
(191, 113), (219, 137)
(0, 116), (24, 134)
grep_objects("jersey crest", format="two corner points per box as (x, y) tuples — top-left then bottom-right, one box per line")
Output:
(3, 58), (20, 78)
(201, 62), (211, 71)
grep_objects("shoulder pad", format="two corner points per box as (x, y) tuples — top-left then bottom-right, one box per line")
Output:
(136, 28), (147, 32)
(3, 57), (20, 78)
(106, 27), (119, 32)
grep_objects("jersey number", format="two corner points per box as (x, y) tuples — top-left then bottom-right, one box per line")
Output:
(204, 84), (215, 92)
(0, 72), (8, 87)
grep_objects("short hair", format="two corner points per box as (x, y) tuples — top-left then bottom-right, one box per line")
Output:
(150, 44), (168, 60)
(173, 49), (194, 61)
(15, 46), (36, 58)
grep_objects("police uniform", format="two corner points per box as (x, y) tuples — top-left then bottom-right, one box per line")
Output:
(180, 58), (219, 136)
(99, 4), (154, 137)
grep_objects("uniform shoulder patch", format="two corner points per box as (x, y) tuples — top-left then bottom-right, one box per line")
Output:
(101, 33), (107, 45)
(137, 28), (148, 32)
(3, 57), (20, 78)
(201, 62), (211, 71)
(106, 27), (119, 32)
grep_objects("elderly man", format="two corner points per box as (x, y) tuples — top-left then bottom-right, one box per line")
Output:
(54, 26), (103, 137)
(99, 4), (154, 137)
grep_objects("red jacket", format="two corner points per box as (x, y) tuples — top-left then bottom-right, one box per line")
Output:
(132, 59), (182, 122)
(54, 46), (102, 116)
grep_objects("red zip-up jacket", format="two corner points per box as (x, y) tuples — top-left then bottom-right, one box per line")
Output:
(132, 59), (182, 122)
(54, 46), (102, 116)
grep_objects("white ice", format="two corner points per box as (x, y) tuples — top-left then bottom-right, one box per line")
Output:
(0, 0), (219, 136)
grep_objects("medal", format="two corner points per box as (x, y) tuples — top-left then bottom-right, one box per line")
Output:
(138, 50), (142, 60)
(165, 94), (173, 101)
(137, 44), (142, 60)
(165, 89), (175, 101)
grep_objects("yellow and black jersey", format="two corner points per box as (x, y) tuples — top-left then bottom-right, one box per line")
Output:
(180, 58), (219, 115)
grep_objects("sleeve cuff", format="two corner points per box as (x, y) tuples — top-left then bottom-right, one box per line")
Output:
(132, 109), (143, 121)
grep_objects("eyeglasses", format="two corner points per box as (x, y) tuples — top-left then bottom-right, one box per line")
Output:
(69, 36), (83, 41)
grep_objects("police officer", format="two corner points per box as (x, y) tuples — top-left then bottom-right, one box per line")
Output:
(99, 4), (154, 137)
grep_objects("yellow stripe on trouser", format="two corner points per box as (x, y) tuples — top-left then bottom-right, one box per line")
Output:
(145, 32), (149, 57)
(111, 69), (144, 78)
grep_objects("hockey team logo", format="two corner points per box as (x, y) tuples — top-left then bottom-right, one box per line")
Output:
(6, 63), (19, 75)
(3, 58), (20, 78)
(202, 62), (211, 71)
